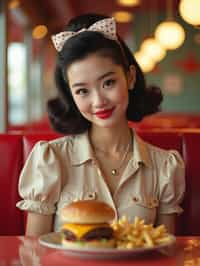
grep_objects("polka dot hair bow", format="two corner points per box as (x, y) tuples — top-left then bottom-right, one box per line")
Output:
(51, 17), (118, 52)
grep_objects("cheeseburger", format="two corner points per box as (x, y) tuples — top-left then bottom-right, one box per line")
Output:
(60, 200), (116, 248)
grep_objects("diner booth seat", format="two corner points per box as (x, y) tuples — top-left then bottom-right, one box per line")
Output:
(0, 130), (200, 235)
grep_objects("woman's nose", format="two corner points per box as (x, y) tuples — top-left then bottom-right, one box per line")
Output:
(93, 91), (107, 107)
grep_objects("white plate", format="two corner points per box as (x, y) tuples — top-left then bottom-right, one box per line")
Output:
(39, 232), (176, 259)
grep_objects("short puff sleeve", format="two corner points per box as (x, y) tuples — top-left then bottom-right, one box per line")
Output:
(158, 150), (185, 215)
(16, 141), (62, 215)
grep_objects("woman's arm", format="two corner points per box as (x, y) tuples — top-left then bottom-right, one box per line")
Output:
(25, 212), (54, 236)
(156, 213), (176, 234)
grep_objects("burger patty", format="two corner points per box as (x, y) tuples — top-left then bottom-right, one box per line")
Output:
(83, 227), (113, 241)
(62, 227), (114, 241)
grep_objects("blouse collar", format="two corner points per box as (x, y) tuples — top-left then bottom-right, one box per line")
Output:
(69, 129), (151, 167)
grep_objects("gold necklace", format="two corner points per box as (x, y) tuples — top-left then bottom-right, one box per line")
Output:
(111, 140), (131, 176)
(93, 139), (132, 176)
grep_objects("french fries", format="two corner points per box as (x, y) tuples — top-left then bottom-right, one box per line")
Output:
(111, 216), (173, 249)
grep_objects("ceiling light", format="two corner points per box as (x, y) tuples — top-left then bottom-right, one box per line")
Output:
(112, 11), (133, 23)
(155, 21), (185, 50)
(9, 0), (20, 9)
(141, 38), (166, 62)
(134, 51), (156, 73)
(179, 0), (200, 26)
(117, 0), (140, 7)
(32, 25), (48, 39)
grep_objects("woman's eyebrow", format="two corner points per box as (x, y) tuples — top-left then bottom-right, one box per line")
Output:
(97, 71), (115, 81)
(71, 82), (87, 88)
(71, 71), (115, 88)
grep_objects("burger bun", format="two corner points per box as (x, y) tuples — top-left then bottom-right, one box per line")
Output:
(61, 200), (115, 224)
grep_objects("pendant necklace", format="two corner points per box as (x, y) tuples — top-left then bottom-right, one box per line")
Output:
(93, 139), (132, 177)
(110, 140), (131, 176)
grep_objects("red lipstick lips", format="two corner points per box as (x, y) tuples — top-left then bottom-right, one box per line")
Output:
(95, 107), (115, 119)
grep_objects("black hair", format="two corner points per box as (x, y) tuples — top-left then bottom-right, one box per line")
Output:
(47, 13), (163, 134)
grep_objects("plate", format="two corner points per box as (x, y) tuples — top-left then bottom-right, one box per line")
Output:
(39, 232), (176, 259)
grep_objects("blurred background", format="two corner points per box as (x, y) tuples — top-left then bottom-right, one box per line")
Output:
(1, 0), (200, 132)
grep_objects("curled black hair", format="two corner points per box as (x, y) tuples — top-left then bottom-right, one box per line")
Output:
(47, 13), (163, 134)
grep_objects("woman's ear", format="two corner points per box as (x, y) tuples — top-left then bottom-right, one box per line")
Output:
(128, 65), (136, 90)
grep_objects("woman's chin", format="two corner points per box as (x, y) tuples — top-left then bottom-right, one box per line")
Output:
(92, 119), (126, 129)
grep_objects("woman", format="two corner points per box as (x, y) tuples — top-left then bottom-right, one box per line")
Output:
(16, 13), (185, 236)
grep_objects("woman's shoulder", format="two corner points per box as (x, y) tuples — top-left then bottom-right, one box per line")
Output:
(35, 132), (89, 151)
(30, 135), (77, 155)
(48, 134), (75, 146)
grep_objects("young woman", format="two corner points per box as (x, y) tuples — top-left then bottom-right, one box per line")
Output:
(16, 14), (185, 236)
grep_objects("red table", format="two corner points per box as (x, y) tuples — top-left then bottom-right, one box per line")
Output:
(0, 236), (200, 266)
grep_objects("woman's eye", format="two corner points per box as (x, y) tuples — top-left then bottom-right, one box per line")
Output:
(103, 79), (115, 88)
(75, 88), (89, 96)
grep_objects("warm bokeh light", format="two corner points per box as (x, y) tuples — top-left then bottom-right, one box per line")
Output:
(141, 38), (166, 62)
(112, 11), (133, 23)
(155, 21), (185, 50)
(134, 51), (156, 73)
(8, 0), (20, 9)
(179, 0), (200, 26)
(117, 0), (140, 7)
(32, 25), (48, 39)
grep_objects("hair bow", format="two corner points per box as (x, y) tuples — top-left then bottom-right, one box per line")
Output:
(51, 17), (118, 52)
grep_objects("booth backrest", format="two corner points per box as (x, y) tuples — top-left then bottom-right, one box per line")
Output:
(0, 135), (24, 235)
(1, 130), (200, 235)
(182, 133), (200, 235)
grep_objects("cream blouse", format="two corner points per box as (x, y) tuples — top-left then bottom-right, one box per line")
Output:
(16, 131), (185, 232)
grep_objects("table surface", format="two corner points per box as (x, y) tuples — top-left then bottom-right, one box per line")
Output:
(0, 236), (200, 266)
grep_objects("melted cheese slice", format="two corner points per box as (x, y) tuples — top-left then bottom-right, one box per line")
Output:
(62, 223), (108, 239)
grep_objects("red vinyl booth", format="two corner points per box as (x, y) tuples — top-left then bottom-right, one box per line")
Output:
(0, 135), (24, 235)
(182, 133), (200, 235)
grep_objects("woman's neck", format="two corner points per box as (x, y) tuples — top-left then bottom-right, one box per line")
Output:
(89, 121), (132, 154)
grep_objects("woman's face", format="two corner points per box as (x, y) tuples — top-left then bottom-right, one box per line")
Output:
(67, 53), (135, 128)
